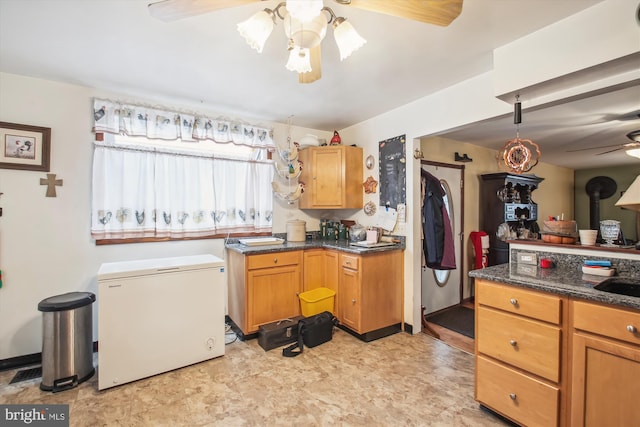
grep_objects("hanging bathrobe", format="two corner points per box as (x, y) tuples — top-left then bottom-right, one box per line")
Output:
(421, 169), (456, 270)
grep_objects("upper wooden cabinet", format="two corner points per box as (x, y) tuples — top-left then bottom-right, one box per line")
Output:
(298, 146), (363, 209)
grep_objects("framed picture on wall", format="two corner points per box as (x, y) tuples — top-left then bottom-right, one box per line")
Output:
(0, 121), (51, 171)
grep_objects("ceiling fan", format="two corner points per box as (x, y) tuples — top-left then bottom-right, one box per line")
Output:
(566, 130), (640, 155)
(148, 0), (463, 83)
(564, 109), (640, 155)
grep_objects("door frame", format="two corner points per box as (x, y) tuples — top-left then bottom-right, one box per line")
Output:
(420, 160), (466, 305)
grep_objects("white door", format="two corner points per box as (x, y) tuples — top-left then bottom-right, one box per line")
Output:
(421, 163), (463, 315)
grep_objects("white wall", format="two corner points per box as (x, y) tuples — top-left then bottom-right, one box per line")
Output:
(0, 72), (331, 360)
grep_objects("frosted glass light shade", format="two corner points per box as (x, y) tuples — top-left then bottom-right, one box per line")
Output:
(286, 0), (323, 23)
(626, 148), (640, 159)
(285, 47), (312, 73)
(284, 12), (327, 49)
(333, 18), (366, 60)
(615, 175), (640, 212)
(237, 10), (275, 53)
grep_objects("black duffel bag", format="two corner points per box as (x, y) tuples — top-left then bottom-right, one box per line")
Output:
(282, 311), (338, 357)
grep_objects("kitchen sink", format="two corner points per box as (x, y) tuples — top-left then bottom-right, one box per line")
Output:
(594, 278), (640, 297)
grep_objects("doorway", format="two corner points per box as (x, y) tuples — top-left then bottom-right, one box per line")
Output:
(420, 162), (464, 315)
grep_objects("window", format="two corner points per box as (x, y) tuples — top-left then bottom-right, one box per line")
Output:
(90, 99), (274, 243)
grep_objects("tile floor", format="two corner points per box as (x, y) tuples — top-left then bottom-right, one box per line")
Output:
(1, 329), (509, 426)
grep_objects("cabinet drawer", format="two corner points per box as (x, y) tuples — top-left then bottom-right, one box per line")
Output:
(572, 300), (640, 346)
(477, 280), (562, 324)
(477, 356), (559, 427)
(478, 306), (561, 382)
(341, 254), (359, 271)
(247, 251), (301, 270)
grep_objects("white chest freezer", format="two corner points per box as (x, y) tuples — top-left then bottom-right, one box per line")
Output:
(97, 254), (225, 390)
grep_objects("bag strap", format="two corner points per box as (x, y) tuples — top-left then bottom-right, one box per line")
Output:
(282, 320), (304, 357)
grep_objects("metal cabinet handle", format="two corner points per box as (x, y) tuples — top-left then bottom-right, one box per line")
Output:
(510, 298), (518, 305)
(509, 393), (517, 401)
(352, 299), (356, 304)
(273, 258), (278, 264)
(509, 339), (517, 347)
(627, 325), (637, 333)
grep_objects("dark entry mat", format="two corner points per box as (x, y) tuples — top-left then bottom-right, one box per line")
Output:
(10, 366), (42, 384)
(425, 306), (474, 338)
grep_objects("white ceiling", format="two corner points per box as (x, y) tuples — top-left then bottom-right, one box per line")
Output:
(0, 0), (638, 170)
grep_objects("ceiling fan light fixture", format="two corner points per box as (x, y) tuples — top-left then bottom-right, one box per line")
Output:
(285, 0), (323, 23)
(332, 17), (366, 60)
(627, 130), (640, 142)
(285, 46), (312, 73)
(284, 12), (327, 49)
(237, 9), (276, 53)
(626, 148), (640, 159)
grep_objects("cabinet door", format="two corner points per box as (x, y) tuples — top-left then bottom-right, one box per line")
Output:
(309, 148), (344, 207)
(339, 266), (361, 331)
(247, 264), (301, 332)
(570, 332), (640, 426)
(303, 249), (325, 292)
(298, 146), (362, 209)
(323, 250), (339, 296)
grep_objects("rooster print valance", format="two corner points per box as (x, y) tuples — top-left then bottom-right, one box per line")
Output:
(92, 98), (274, 149)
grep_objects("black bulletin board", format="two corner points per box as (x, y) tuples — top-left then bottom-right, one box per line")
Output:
(378, 134), (406, 209)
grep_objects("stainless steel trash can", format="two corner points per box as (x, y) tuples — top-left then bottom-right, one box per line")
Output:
(38, 292), (95, 392)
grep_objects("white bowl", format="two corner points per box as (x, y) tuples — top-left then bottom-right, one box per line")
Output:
(299, 134), (319, 147)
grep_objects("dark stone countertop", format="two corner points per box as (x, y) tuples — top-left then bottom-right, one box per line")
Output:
(469, 263), (640, 311)
(225, 237), (406, 256)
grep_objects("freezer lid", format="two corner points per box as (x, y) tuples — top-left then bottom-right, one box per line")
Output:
(98, 254), (224, 280)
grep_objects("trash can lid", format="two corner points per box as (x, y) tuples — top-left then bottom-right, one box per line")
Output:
(38, 292), (96, 312)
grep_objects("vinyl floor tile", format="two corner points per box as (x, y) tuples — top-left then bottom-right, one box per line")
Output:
(1, 329), (509, 426)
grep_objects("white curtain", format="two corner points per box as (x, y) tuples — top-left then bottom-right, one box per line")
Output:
(91, 144), (273, 240)
(91, 98), (275, 240)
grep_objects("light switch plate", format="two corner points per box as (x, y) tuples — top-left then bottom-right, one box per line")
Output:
(517, 252), (538, 265)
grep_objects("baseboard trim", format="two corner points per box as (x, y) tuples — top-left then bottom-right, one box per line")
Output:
(0, 341), (99, 372)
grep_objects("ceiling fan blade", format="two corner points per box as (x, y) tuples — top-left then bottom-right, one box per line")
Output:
(566, 143), (626, 153)
(299, 45), (322, 84)
(148, 0), (261, 22)
(341, 0), (463, 26)
(596, 146), (626, 155)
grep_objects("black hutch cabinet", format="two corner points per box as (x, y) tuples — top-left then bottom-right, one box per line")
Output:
(480, 173), (544, 265)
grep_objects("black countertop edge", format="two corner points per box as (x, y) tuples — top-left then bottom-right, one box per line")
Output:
(469, 263), (640, 311)
(225, 238), (406, 255)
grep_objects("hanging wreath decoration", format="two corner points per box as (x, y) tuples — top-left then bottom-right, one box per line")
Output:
(497, 96), (541, 174)
(500, 137), (541, 173)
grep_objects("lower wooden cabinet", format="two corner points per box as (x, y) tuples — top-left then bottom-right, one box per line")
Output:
(227, 250), (302, 335)
(338, 250), (403, 336)
(476, 279), (640, 427)
(569, 300), (640, 426)
(302, 249), (339, 296)
(476, 356), (559, 427)
(475, 279), (565, 427)
(228, 247), (402, 338)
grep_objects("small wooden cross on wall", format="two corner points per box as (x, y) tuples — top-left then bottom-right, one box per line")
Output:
(40, 173), (63, 197)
